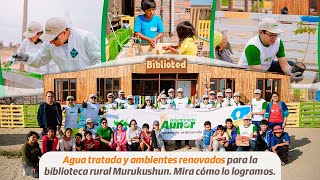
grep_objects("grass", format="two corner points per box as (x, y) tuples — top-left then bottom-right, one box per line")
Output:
(0, 150), (22, 159)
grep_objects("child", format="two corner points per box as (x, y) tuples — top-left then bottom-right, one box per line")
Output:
(75, 133), (85, 151)
(113, 123), (127, 151)
(211, 125), (229, 152)
(59, 128), (76, 151)
(257, 119), (272, 151)
(83, 118), (98, 139)
(62, 96), (81, 137)
(195, 121), (214, 151)
(22, 131), (42, 178)
(41, 127), (59, 154)
(236, 114), (257, 151)
(162, 21), (197, 56)
(140, 123), (152, 151)
(271, 125), (290, 166)
(151, 120), (165, 151)
(224, 118), (237, 151)
(134, 0), (164, 49)
(83, 131), (99, 151)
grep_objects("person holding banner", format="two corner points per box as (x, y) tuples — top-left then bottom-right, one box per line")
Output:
(115, 90), (128, 108)
(97, 118), (114, 151)
(126, 119), (142, 151)
(236, 115), (258, 151)
(82, 94), (104, 126)
(223, 88), (235, 106)
(199, 95), (214, 109)
(213, 92), (228, 108)
(195, 121), (214, 151)
(140, 96), (156, 110)
(123, 95), (138, 109)
(208, 90), (217, 106)
(172, 88), (193, 149)
(155, 94), (172, 109)
(249, 89), (267, 128)
(103, 93), (118, 111)
(233, 92), (245, 106)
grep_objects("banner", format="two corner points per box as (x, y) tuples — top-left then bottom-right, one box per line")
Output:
(106, 106), (251, 140)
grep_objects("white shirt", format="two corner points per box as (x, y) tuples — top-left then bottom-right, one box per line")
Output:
(19, 38), (59, 74)
(123, 103), (138, 110)
(63, 105), (80, 129)
(251, 98), (267, 121)
(115, 98), (128, 106)
(83, 102), (100, 125)
(26, 28), (101, 72)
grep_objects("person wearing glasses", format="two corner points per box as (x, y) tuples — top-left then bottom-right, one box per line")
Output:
(249, 89), (267, 128)
(213, 92), (229, 109)
(103, 93), (118, 111)
(238, 18), (303, 83)
(82, 94), (104, 126)
(37, 91), (62, 137)
(126, 119), (142, 151)
(9, 17), (100, 73)
(122, 95), (138, 109)
(140, 96), (155, 110)
(115, 90), (128, 108)
(157, 88), (175, 105)
(62, 96), (81, 136)
(155, 94), (172, 109)
(8, 21), (58, 74)
(223, 88), (235, 106)
(97, 118), (114, 151)
(199, 95), (213, 110)
(208, 90), (217, 107)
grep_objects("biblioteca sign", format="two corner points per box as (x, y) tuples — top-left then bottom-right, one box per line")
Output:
(145, 57), (187, 73)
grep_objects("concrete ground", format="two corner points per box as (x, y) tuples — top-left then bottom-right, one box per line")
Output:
(0, 128), (319, 180)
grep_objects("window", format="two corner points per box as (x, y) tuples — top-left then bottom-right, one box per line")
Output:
(54, 79), (77, 102)
(97, 78), (120, 103)
(210, 78), (235, 94)
(257, 79), (280, 101)
(185, 8), (191, 13)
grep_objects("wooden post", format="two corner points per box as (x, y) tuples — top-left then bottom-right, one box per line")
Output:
(20, 0), (28, 71)
(228, 0), (233, 11)
(244, 0), (248, 12)
(216, 0), (221, 11)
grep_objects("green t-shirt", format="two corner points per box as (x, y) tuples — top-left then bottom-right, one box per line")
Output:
(97, 126), (113, 141)
(245, 37), (285, 66)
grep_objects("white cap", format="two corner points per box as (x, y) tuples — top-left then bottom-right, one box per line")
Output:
(40, 17), (68, 41)
(209, 91), (216, 95)
(127, 95), (134, 100)
(66, 96), (74, 100)
(243, 114), (252, 120)
(23, 21), (43, 38)
(177, 88), (183, 92)
(217, 92), (223, 97)
(259, 18), (284, 34)
(86, 118), (93, 123)
(233, 92), (240, 97)
(107, 93), (114, 97)
(202, 95), (209, 99)
(119, 90), (125, 95)
(226, 88), (232, 93)
(145, 96), (151, 100)
(89, 94), (97, 98)
(168, 88), (174, 93)
(161, 94), (167, 99)
(254, 89), (262, 94)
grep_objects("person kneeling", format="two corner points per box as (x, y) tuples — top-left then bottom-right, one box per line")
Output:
(271, 125), (290, 166)
(211, 125), (229, 152)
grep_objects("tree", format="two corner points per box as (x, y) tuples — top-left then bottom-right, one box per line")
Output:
(294, 21), (317, 62)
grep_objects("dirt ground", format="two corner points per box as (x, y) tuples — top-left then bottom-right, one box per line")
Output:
(0, 127), (319, 180)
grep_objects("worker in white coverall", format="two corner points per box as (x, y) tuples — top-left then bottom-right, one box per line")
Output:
(17, 21), (59, 74)
(9, 17), (101, 72)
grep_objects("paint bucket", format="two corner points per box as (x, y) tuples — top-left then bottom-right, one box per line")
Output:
(291, 61), (306, 77)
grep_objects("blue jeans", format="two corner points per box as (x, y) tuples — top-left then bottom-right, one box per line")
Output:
(195, 140), (210, 151)
(267, 60), (295, 73)
(268, 122), (283, 130)
(22, 162), (39, 178)
(236, 140), (257, 151)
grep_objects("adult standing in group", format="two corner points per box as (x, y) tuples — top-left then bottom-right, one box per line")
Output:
(172, 88), (193, 149)
(115, 90), (128, 108)
(82, 94), (104, 126)
(265, 92), (289, 129)
(37, 91), (62, 136)
(157, 88), (175, 105)
(250, 89), (267, 128)
(223, 88), (235, 106)
(9, 17), (101, 72)
(233, 92), (245, 106)
(208, 90), (217, 107)
(238, 18), (303, 83)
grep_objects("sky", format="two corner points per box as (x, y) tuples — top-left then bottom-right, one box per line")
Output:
(0, 0), (104, 46)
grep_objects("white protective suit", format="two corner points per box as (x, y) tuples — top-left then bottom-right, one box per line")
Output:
(19, 38), (60, 74)
(26, 28), (101, 72)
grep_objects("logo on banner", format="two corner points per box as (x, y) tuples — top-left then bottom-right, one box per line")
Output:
(160, 113), (196, 129)
(230, 106), (251, 121)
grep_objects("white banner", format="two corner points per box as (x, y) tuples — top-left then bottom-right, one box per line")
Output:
(106, 106), (251, 140)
